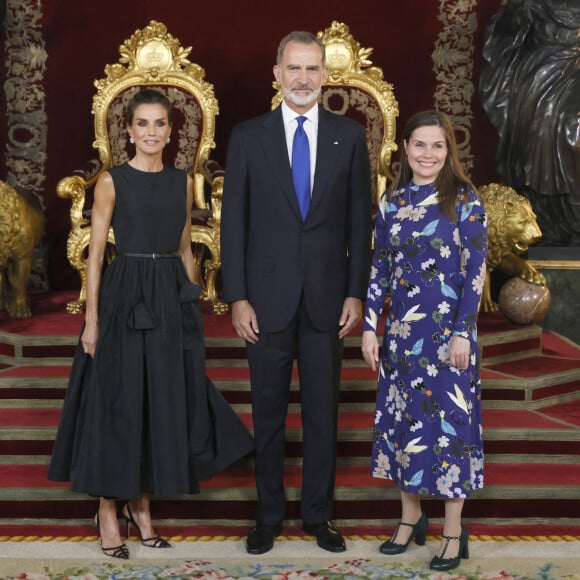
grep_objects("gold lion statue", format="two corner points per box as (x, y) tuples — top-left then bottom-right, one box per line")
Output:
(479, 183), (546, 312)
(0, 180), (45, 317)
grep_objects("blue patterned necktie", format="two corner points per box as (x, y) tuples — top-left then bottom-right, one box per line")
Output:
(292, 116), (311, 221)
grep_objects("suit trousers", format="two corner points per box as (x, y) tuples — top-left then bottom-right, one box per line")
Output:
(246, 294), (343, 527)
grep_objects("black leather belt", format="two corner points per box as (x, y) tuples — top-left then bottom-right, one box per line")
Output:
(121, 252), (180, 259)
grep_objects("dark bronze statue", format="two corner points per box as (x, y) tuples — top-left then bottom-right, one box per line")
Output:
(479, 0), (580, 246)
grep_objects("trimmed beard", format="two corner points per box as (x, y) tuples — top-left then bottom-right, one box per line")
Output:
(282, 86), (321, 108)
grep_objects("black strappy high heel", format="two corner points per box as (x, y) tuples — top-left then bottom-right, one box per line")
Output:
(430, 524), (469, 571)
(94, 513), (129, 559)
(379, 512), (428, 555)
(122, 503), (171, 548)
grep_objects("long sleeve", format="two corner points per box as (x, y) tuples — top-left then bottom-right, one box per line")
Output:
(220, 124), (249, 303)
(345, 127), (373, 299)
(452, 186), (488, 338)
(363, 193), (392, 333)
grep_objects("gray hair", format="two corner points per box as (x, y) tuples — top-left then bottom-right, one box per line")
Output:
(276, 31), (326, 66)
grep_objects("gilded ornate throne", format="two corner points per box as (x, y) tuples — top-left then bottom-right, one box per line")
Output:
(272, 20), (399, 205)
(58, 20), (226, 314)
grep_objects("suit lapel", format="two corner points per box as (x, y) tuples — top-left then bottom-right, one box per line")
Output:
(260, 106), (343, 222)
(311, 107), (341, 215)
(261, 108), (302, 220)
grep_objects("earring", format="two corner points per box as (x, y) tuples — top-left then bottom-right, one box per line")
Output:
(129, 137), (135, 144)
(166, 137), (171, 144)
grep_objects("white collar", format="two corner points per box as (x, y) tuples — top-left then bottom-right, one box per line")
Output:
(281, 100), (319, 126)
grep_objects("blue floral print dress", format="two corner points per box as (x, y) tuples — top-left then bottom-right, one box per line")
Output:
(364, 181), (487, 498)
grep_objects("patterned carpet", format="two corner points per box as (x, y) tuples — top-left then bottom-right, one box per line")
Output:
(1, 537), (580, 579)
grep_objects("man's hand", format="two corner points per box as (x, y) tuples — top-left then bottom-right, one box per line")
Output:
(231, 300), (260, 344)
(338, 297), (362, 339)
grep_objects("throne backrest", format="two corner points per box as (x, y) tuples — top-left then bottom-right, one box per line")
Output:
(91, 20), (218, 210)
(104, 86), (203, 171)
(272, 21), (399, 206)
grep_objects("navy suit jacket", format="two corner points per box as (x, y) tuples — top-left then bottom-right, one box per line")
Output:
(221, 105), (372, 333)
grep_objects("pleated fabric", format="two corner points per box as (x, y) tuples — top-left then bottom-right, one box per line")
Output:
(48, 163), (254, 499)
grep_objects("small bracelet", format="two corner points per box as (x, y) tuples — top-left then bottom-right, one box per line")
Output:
(452, 330), (469, 339)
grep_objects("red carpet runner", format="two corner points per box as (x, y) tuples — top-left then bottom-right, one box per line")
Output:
(1, 291), (580, 538)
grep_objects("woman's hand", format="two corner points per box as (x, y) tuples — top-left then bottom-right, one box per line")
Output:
(361, 330), (380, 371)
(81, 320), (99, 358)
(449, 335), (470, 370)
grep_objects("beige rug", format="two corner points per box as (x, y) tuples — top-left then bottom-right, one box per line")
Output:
(1, 537), (579, 578)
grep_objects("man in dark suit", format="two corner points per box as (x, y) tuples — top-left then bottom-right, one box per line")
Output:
(221, 30), (372, 555)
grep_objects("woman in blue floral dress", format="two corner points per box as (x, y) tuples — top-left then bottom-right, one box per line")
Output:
(361, 110), (487, 572)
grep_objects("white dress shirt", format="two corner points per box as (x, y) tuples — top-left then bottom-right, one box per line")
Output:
(281, 100), (318, 194)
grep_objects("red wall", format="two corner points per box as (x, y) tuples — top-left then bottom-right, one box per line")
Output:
(1, 0), (504, 290)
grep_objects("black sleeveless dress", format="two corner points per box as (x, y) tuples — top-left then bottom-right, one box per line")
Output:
(48, 163), (254, 499)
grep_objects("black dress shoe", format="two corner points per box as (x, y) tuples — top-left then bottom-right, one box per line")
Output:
(430, 525), (469, 571)
(303, 521), (346, 553)
(246, 525), (282, 555)
(380, 512), (428, 555)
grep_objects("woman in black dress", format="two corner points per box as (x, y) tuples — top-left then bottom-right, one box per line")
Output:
(48, 89), (254, 558)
